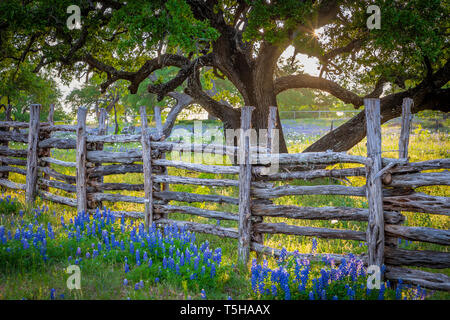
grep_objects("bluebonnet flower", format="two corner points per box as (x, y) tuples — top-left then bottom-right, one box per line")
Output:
(201, 266), (205, 275)
(135, 249), (141, 266)
(179, 253), (184, 266)
(50, 288), (56, 300)
(194, 256), (200, 270)
(271, 285), (277, 297)
(347, 287), (355, 300)
(311, 238), (318, 254)
(395, 287), (402, 300)
(134, 283), (140, 291)
(123, 279), (128, 286)
(378, 283), (386, 300)
(308, 291), (314, 300)
(200, 289), (206, 300)
(76, 247), (81, 256)
(169, 257), (175, 269)
(124, 263), (130, 273)
(279, 247), (288, 265)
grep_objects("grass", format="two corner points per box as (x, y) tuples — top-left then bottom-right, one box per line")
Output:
(0, 120), (448, 299)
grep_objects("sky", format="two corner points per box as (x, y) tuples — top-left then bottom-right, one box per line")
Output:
(281, 46), (321, 76)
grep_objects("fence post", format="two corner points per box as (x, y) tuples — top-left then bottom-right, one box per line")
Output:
(89, 108), (107, 209)
(399, 98), (413, 160)
(47, 103), (54, 125)
(154, 106), (163, 140)
(364, 98), (385, 271)
(154, 106), (169, 216)
(25, 104), (41, 204)
(76, 107), (88, 214)
(253, 106), (278, 262)
(0, 104), (12, 179)
(238, 106), (254, 265)
(39, 104), (54, 192)
(140, 106), (154, 230)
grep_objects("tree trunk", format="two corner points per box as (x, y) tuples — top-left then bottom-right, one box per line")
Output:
(211, 33), (289, 154)
(249, 96), (288, 154)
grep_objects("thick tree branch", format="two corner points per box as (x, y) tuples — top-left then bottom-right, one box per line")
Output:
(322, 38), (366, 62)
(162, 92), (196, 137)
(147, 54), (214, 100)
(364, 76), (387, 99)
(84, 53), (192, 93)
(185, 70), (240, 129)
(274, 74), (364, 107)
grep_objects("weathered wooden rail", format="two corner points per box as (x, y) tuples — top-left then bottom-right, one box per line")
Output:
(0, 98), (449, 291)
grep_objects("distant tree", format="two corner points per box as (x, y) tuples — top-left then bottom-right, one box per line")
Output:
(0, 62), (64, 122)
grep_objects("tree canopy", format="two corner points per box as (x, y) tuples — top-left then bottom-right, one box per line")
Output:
(1, 0), (448, 151)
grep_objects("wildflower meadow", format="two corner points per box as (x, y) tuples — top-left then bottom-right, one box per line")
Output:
(0, 194), (434, 300)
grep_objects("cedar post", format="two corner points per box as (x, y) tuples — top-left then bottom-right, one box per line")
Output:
(399, 98), (413, 160)
(238, 106), (254, 265)
(364, 98), (385, 272)
(39, 104), (54, 192)
(154, 106), (163, 140)
(140, 106), (154, 230)
(253, 106), (278, 261)
(0, 105), (12, 179)
(154, 106), (169, 218)
(25, 104), (41, 203)
(76, 107), (88, 214)
(90, 108), (107, 209)
(267, 106), (278, 154)
(47, 103), (55, 125)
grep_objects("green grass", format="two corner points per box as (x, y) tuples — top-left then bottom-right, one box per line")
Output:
(0, 121), (448, 299)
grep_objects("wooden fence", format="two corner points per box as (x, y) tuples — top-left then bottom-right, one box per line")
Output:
(0, 98), (449, 291)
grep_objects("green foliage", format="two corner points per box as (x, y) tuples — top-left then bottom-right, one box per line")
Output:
(0, 63), (64, 122)
(314, 0), (449, 94)
(243, 0), (313, 44)
(0, 196), (22, 216)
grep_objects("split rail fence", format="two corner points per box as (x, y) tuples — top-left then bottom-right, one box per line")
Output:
(0, 98), (449, 291)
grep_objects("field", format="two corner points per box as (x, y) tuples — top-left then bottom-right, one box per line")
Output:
(0, 119), (448, 300)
